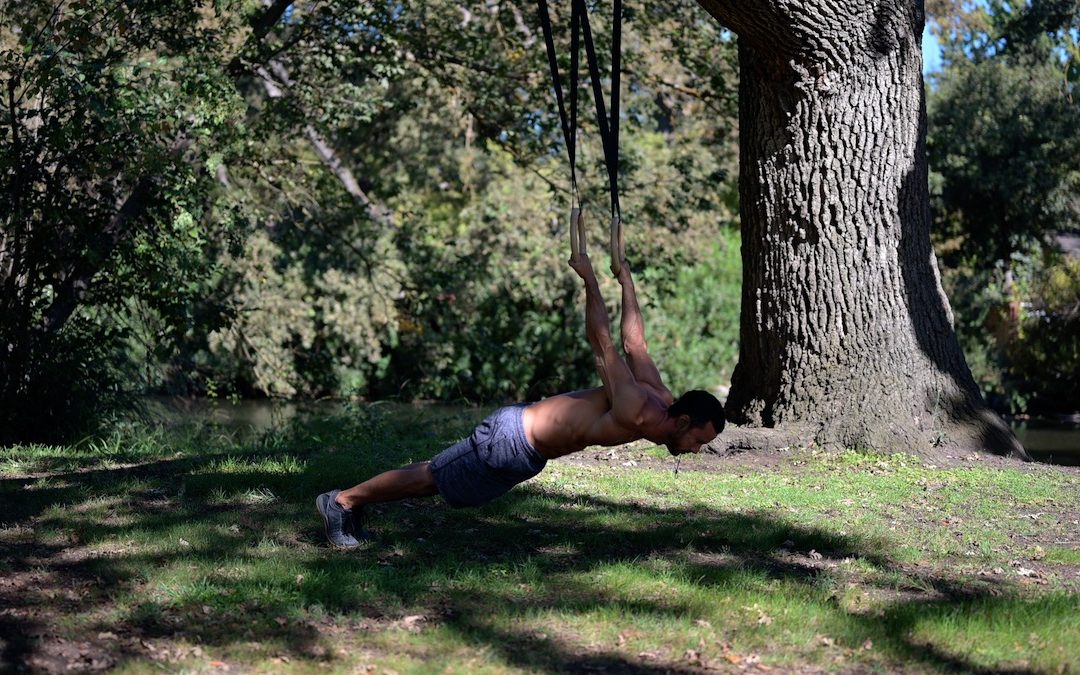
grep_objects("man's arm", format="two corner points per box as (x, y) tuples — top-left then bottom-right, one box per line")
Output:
(569, 255), (650, 428)
(617, 261), (674, 405)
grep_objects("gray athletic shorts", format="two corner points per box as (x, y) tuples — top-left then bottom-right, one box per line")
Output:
(429, 404), (547, 508)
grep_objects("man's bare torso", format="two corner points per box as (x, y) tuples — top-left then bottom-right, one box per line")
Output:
(522, 387), (670, 459)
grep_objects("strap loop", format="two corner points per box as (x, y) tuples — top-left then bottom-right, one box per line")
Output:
(609, 214), (623, 276)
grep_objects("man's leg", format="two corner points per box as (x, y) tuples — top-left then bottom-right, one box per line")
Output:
(335, 462), (438, 510)
(316, 462), (438, 549)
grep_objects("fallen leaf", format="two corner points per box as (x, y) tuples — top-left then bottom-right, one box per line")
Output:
(819, 635), (835, 646)
(862, 639), (873, 650)
(721, 642), (744, 664)
(178, 538), (190, 548)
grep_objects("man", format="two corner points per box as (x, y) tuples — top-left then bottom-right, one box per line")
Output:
(316, 253), (724, 548)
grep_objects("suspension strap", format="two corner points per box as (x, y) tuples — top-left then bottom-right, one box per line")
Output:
(576, 0), (620, 221)
(537, 0), (623, 271)
(537, 0), (579, 196)
(576, 0), (623, 274)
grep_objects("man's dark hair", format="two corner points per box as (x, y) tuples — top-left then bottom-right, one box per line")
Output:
(669, 390), (725, 433)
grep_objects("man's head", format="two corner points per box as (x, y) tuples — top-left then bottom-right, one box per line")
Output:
(665, 390), (725, 455)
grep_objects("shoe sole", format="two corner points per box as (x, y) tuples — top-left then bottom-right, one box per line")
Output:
(315, 493), (360, 549)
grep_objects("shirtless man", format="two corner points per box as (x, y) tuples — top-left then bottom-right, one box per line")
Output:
(316, 254), (725, 548)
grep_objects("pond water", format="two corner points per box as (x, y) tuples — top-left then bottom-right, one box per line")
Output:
(1011, 419), (1080, 466)
(146, 396), (351, 432)
(146, 398), (1080, 466)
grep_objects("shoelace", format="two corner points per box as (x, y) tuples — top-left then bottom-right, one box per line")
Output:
(344, 505), (371, 538)
(341, 509), (355, 535)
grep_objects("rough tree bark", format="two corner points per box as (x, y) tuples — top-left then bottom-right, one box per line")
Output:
(695, 0), (1026, 457)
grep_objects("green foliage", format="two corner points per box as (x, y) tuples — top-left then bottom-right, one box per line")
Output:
(0, 0), (247, 441)
(1009, 255), (1080, 409)
(940, 246), (1080, 413)
(207, 228), (402, 398)
(383, 145), (589, 401)
(646, 228), (741, 394)
(928, 0), (1080, 414)
(184, 0), (741, 404)
(929, 55), (1079, 262)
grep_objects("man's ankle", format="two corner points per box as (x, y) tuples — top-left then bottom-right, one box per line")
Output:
(335, 492), (359, 511)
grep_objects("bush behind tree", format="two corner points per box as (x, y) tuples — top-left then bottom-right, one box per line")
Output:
(928, 0), (1080, 414)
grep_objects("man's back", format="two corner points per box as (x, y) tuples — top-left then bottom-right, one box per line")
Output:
(523, 386), (670, 459)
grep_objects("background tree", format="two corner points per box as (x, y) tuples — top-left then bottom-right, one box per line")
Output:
(694, 0), (1026, 456)
(0, 0), (254, 441)
(1, 0), (742, 442)
(8, 0), (1069, 452)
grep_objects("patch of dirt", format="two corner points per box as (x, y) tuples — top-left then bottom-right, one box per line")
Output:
(555, 437), (1080, 597)
(556, 429), (1080, 476)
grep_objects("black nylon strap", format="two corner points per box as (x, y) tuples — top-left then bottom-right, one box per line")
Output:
(610, 0), (621, 215)
(576, 0), (620, 217)
(569, 0), (579, 189)
(537, 0), (578, 194)
(537, 0), (621, 217)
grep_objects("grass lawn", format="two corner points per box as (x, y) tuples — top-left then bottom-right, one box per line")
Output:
(1, 404), (1078, 673)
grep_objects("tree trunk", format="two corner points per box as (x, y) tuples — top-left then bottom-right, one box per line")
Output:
(696, 0), (1026, 457)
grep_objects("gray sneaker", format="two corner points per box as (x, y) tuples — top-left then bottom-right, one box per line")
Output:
(315, 490), (363, 548)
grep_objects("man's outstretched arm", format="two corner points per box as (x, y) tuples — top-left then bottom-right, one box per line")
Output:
(617, 260), (674, 405)
(569, 255), (649, 428)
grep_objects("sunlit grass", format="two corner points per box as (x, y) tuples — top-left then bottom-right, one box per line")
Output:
(2, 407), (1078, 673)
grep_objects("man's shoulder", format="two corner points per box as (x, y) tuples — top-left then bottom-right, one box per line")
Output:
(643, 384), (675, 407)
(639, 394), (670, 426)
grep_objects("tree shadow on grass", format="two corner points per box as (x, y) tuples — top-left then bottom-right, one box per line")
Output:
(365, 492), (1068, 674)
(1, 450), (1070, 673)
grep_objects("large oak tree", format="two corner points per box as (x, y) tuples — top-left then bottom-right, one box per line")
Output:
(694, 0), (1026, 456)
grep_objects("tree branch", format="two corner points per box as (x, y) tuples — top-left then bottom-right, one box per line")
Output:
(256, 60), (395, 230)
(693, 0), (798, 56)
(38, 176), (156, 335)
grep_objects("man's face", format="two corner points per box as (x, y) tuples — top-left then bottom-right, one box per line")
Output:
(666, 421), (718, 455)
